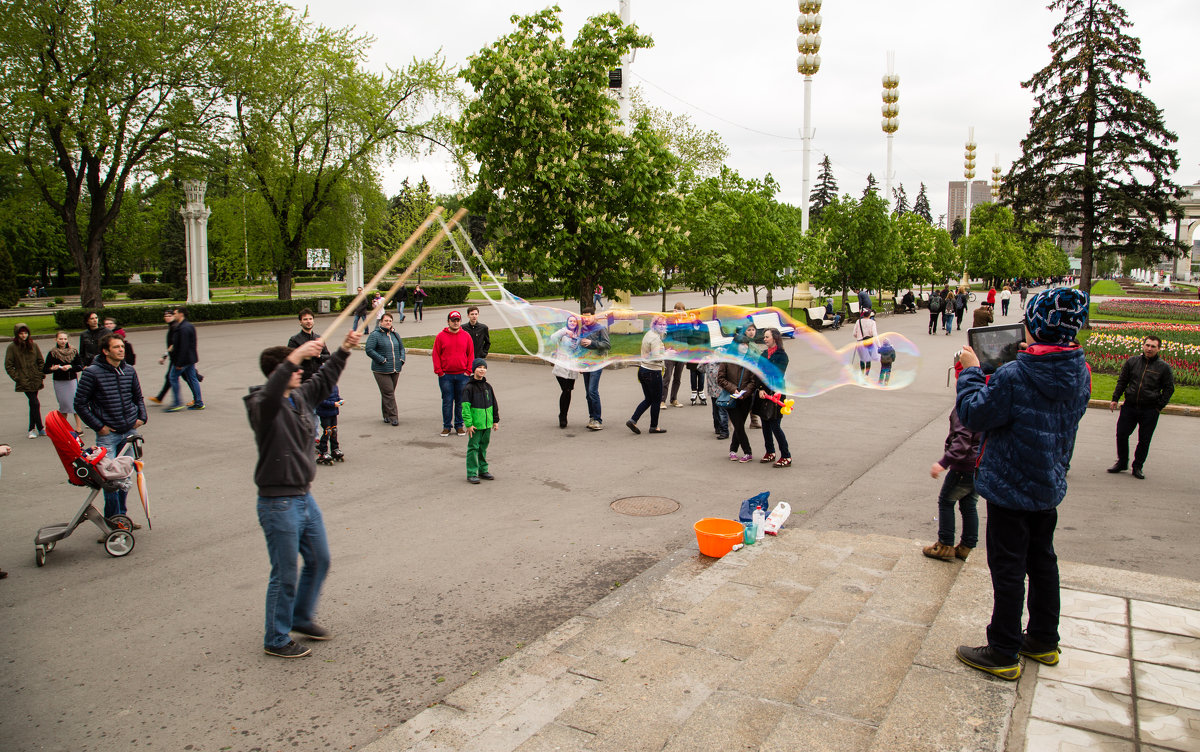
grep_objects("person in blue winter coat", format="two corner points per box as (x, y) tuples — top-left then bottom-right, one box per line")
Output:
(315, 385), (344, 464)
(922, 359), (981, 563)
(952, 287), (1091, 681)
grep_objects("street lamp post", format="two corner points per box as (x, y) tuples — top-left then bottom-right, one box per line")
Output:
(792, 0), (823, 311)
(882, 53), (899, 208)
(991, 155), (1002, 201)
(961, 127), (977, 287)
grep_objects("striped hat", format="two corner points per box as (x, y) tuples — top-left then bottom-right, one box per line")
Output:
(1024, 288), (1089, 344)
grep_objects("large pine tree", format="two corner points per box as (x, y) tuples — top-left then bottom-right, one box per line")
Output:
(1005, 0), (1183, 294)
(862, 173), (879, 198)
(809, 154), (838, 227)
(891, 183), (909, 216)
(913, 183), (933, 224)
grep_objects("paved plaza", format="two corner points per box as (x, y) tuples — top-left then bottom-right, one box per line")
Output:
(1, 290), (1196, 751)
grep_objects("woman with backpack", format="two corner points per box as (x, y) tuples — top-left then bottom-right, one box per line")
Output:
(928, 289), (944, 335)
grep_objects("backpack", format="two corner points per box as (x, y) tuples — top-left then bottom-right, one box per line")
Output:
(929, 295), (944, 314)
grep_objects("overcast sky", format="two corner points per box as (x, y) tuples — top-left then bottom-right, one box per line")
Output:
(298, 0), (1199, 226)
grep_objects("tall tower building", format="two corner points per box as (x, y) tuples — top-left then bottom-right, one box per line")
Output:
(946, 180), (992, 229)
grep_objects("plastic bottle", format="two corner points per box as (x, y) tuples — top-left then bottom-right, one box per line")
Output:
(752, 508), (766, 542)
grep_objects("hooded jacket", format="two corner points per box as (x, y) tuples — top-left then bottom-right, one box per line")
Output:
(432, 326), (474, 376)
(955, 344), (1090, 511)
(461, 376), (499, 430)
(244, 348), (349, 497)
(74, 354), (147, 433)
(5, 325), (45, 392)
(365, 326), (405, 373)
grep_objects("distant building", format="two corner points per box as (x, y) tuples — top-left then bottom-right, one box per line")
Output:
(947, 181), (993, 229)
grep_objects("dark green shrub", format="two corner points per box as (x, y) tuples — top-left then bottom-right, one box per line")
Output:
(101, 289), (119, 301)
(501, 280), (564, 300)
(419, 285), (470, 307)
(126, 283), (174, 300)
(54, 297), (65, 304)
(140, 273), (158, 284)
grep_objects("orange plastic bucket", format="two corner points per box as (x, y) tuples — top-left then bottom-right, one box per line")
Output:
(694, 518), (746, 558)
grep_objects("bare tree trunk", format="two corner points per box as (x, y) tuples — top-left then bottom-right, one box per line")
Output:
(277, 269), (294, 300)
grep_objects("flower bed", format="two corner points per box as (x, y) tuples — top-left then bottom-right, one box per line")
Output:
(1085, 326), (1200, 386)
(1095, 299), (1200, 321)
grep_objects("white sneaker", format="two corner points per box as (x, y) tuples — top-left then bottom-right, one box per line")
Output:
(28, 429), (38, 439)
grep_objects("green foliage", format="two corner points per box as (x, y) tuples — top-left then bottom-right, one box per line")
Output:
(127, 283), (175, 300)
(961, 203), (1024, 283)
(0, 237), (18, 308)
(630, 87), (728, 188)
(1005, 0), (1184, 294)
(809, 155), (838, 228)
(894, 212), (958, 290)
(891, 184), (909, 216)
(100, 289), (118, 301)
(912, 183), (933, 224)
(140, 273), (158, 284)
(806, 192), (899, 305)
(456, 7), (682, 308)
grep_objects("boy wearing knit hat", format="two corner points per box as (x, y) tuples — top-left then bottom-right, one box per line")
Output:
(952, 288), (1092, 680)
(462, 358), (499, 484)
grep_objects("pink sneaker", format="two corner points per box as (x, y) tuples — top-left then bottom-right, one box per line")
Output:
(729, 452), (739, 461)
(739, 454), (753, 463)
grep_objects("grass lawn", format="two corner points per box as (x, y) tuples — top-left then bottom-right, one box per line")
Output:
(1090, 372), (1200, 407)
(1088, 280), (1125, 296)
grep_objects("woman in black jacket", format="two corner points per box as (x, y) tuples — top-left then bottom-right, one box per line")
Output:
(717, 342), (761, 463)
(79, 312), (110, 364)
(43, 331), (85, 430)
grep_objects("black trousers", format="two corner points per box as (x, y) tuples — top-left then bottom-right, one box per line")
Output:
(632, 367), (662, 427)
(985, 502), (1060, 659)
(727, 400), (753, 455)
(1116, 402), (1161, 470)
(928, 312), (940, 333)
(25, 391), (44, 431)
(556, 376), (575, 420)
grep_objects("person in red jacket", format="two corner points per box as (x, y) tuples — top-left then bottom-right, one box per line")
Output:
(432, 310), (475, 437)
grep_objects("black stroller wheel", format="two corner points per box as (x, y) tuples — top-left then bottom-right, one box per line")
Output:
(35, 546), (46, 567)
(104, 530), (135, 558)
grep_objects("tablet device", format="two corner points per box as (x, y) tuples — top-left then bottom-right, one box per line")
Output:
(967, 323), (1025, 373)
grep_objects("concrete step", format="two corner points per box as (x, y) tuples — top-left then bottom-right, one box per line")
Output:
(362, 528), (1004, 752)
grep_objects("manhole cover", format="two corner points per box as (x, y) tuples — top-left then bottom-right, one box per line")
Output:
(610, 496), (680, 516)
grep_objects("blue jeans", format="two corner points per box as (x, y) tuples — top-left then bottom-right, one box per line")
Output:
(168, 364), (202, 408)
(581, 369), (603, 423)
(711, 401), (729, 436)
(257, 493), (330, 649)
(943, 314), (953, 334)
(352, 314), (369, 334)
(936, 469), (979, 547)
(439, 373), (469, 430)
(96, 428), (138, 518)
(397, 301), (406, 321)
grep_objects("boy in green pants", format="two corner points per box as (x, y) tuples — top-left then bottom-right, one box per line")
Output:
(462, 358), (499, 484)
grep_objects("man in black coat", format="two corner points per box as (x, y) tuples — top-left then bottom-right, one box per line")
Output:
(463, 306), (490, 359)
(1108, 336), (1174, 479)
(166, 307), (204, 412)
(287, 308), (330, 383)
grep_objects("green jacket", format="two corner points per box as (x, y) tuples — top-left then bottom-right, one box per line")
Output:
(6, 333), (45, 393)
(461, 377), (499, 430)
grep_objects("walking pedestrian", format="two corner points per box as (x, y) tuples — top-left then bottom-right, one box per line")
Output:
(757, 328), (791, 467)
(853, 311), (879, 376)
(1000, 285), (1012, 316)
(1019, 284), (1029, 310)
(74, 332), (146, 522)
(365, 313), (405, 426)
(579, 307), (610, 430)
(927, 290), (944, 335)
(245, 329), (361, 658)
(432, 311), (474, 436)
(626, 315), (669, 435)
(103, 317), (135, 365)
(165, 307), (204, 412)
(412, 285), (427, 321)
(662, 302), (687, 407)
(150, 308), (178, 405)
(549, 315), (581, 428)
(351, 287), (372, 333)
(43, 331), (85, 431)
(1107, 336), (1173, 480)
(942, 291), (955, 335)
(396, 284), (409, 323)
(954, 287), (968, 331)
(463, 306), (490, 359)
(6, 323), (45, 439)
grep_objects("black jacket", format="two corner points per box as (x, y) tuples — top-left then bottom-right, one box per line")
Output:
(1112, 354), (1174, 411)
(172, 320), (199, 367)
(79, 326), (111, 364)
(75, 355), (147, 433)
(245, 348), (349, 497)
(287, 329), (330, 382)
(463, 321), (491, 359)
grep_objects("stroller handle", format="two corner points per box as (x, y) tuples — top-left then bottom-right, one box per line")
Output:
(116, 433), (144, 460)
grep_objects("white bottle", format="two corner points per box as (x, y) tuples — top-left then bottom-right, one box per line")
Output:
(752, 508), (766, 542)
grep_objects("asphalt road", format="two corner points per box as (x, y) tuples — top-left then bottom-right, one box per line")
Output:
(1, 290), (1194, 751)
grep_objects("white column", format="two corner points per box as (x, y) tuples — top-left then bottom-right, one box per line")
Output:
(181, 180), (211, 304)
(345, 195), (364, 294)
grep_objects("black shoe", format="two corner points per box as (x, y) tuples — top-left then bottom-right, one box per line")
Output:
(479, 472), (495, 480)
(467, 476), (480, 484)
(264, 640), (312, 658)
(956, 645), (1020, 681)
(559, 415), (567, 428)
(717, 433), (729, 440)
(1106, 463), (1127, 473)
(1019, 636), (1061, 666)
(1131, 467), (1145, 479)
(626, 419), (640, 434)
(293, 623), (332, 640)
(390, 418), (399, 426)
(649, 427), (667, 434)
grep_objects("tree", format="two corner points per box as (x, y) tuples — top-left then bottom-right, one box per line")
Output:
(456, 8), (681, 308)
(912, 183), (933, 224)
(0, 0), (248, 307)
(630, 88), (727, 189)
(226, 3), (457, 299)
(809, 154), (838, 227)
(1004, 0), (1184, 295)
(862, 173), (879, 198)
(808, 192), (898, 307)
(0, 236), (18, 308)
(891, 184), (909, 216)
(961, 203), (1024, 285)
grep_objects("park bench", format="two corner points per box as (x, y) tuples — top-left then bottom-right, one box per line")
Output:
(751, 311), (796, 338)
(804, 306), (828, 329)
(843, 300), (861, 320)
(702, 319), (734, 348)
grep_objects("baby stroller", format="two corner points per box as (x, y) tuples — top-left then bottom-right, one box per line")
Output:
(35, 410), (147, 566)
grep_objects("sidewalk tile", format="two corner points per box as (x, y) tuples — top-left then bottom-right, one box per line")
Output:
(1133, 628), (1200, 672)
(512, 722), (595, 752)
(1043, 647), (1131, 694)
(1135, 662), (1200, 711)
(1030, 679), (1134, 737)
(869, 665), (1014, 752)
(1023, 718), (1134, 751)
(1138, 698), (1200, 752)
(760, 706), (875, 752)
(797, 613), (926, 724)
(1060, 616), (1129, 657)
(659, 692), (787, 752)
(1132, 601), (1200, 639)
(1061, 589), (1128, 626)
(719, 616), (843, 703)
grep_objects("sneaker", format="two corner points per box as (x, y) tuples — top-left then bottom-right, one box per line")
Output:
(671, 400), (684, 408)
(923, 542), (956, 561)
(1019, 635), (1061, 666)
(590, 421), (604, 431)
(760, 453), (776, 464)
(955, 645), (1020, 681)
(626, 419), (641, 434)
(187, 403), (205, 410)
(456, 427), (466, 436)
(955, 544), (973, 561)
(467, 476), (480, 484)
(717, 433), (729, 440)
(660, 401), (667, 409)
(440, 428), (452, 437)
(264, 640), (312, 658)
(292, 623), (332, 641)
(739, 454), (753, 463)
(729, 452), (739, 461)
(28, 429), (37, 439)
(165, 405), (187, 412)
(479, 472), (495, 480)
(148, 396), (162, 404)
